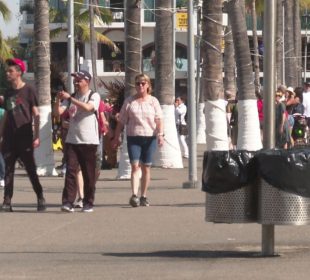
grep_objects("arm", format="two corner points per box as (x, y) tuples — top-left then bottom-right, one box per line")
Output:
(111, 120), (124, 149)
(59, 90), (95, 112)
(53, 95), (67, 117)
(155, 118), (164, 146)
(100, 111), (109, 135)
(32, 106), (40, 148)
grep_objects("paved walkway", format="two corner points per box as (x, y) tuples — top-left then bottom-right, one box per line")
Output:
(0, 145), (310, 279)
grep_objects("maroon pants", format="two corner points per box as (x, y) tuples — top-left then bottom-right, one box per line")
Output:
(62, 143), (97, 207)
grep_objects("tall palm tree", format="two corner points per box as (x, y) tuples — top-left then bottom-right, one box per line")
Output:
(153, 0), (183, 168)
(294, 0), (302, 84)
(276, 0), (284, 85)
(247, 0), (261, 92)
(202, 0), (228, 151)
(117, 0), (142, 179)
(226, 0), (262, 151)
(33, 0), (57, 176)
(285, 0), (298, 87)
(223, 24), (236, 98)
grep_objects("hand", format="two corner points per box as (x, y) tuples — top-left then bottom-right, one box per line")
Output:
(33, 137), (40, 148)
(58, 91), (71, 100)
(111, 136), (120, 150)
(157, 135), (164, 147)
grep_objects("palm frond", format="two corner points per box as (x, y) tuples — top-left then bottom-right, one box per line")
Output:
(100, 79), (125, 111)
(0, 0), (11, 22)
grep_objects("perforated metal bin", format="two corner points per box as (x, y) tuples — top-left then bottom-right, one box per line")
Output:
(205, 184), (257, 223)
(258, 179), (310, 225)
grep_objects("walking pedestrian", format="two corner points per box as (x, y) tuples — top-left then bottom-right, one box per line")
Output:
(175, 96), (189, 158)
(0, 58), (46, 212)
(54, 70), (100, 213)
(111, 73), (164, 207)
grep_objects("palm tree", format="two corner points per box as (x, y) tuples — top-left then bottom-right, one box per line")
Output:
(50, 0), (117, 67)
(246, 0), (262, 93)
(276, 0), (284, 85)
(285, 0), (298, 87)
(294, 0), (302, 84)
(223, 24), (237, 98)
(226, 0), (262, 151)
(33, 0), (57, 176)
(0, 0), (12, 62)
(117, 0), (142, 179)
(153, 0), (183, 168)
(202, 0), (229, 150)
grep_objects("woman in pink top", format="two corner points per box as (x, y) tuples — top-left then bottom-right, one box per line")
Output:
(112, 74), (164, 207)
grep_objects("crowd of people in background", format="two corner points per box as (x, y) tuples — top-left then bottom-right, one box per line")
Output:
(227, 82), (310, 149)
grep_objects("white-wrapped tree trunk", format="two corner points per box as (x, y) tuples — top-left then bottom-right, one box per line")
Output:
(116, 135), (132, 180)
(35, 105), (58, 176)
(153, 105), (183, 168)
(196, 102), (207, 144)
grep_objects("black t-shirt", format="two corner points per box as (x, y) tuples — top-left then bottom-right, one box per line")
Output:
(2, 84), (38, 148)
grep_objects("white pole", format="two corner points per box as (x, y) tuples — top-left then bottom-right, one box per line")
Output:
(262, 0), (277, 256)
(183, 0), (198, 188)
(67, 0), (75, 93)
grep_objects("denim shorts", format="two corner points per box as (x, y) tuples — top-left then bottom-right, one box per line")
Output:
(127, 136), (157, 165)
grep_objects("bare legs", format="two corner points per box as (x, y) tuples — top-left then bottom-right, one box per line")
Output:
(130, 163), (150, 197)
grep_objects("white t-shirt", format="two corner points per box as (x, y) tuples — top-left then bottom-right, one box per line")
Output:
(175, 103), (187, 125)
(61, 90), (100, 145)
(303, 92), (310, 117)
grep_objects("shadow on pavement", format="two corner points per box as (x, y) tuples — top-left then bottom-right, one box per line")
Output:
(103, 250), (271, 259)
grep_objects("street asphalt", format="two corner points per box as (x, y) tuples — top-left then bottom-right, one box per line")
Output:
(1, 145), (310, 280)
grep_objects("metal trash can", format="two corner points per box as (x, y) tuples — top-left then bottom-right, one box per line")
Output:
(258, 179), (310, 225)
(205, 184), (257, 223)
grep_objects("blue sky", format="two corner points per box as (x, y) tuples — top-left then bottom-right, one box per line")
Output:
(0, 0), (20, 38)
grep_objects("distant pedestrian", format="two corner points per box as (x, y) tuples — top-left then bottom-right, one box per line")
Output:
(111, 73), (164, 207)
(54, 70), (100, 213)
(175, 96), (188, 158)
(0, 58), (46, 212)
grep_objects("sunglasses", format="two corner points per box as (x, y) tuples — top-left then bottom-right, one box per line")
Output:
(135, 81), (146, 86)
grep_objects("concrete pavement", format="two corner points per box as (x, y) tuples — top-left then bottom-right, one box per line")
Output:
(1, 145), (310, 279)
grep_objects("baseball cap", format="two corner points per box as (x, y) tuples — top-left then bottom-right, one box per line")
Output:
(6, 58), (26, 73)
(71, 70), (92, 82)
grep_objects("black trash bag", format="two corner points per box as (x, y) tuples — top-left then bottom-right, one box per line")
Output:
(256, 148), (310, 197)
(202, 150), (257, 194)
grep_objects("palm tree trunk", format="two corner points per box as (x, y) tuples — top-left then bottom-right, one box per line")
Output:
(117, 0), (142, 179)
(153, 0), (183, 168)
(285, 0), (298, 87)
(223, 24), (236, 98)
(124, 0), (142, 97)
(34, 0), (57, 176)
(251, 0), (261, 92)
(202, 0), (228, 151)
(294, 0), (302, 84)
(276, 0), (284, 85)
(227, 0), (262, 150)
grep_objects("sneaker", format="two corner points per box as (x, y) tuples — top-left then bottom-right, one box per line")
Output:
(37, 197), (46, 212)
(1, 203), (13, 212)
(140, 196), (150, 207)
(82, 204), (94, 213)
(61, 203), (74, 213)
(129, 195), (140, 207)
(74, 198), (83, 208)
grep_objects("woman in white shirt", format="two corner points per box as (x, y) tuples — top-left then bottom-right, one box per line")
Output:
(175, 96), (189, 158)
